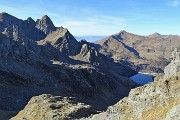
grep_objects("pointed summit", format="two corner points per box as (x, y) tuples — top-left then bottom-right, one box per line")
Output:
(152, 32), (160, 36)
(40, 15), (55, 27)
(40, 27), (80, 56)
(0, 12), (9, 17)
(36, 15), (56, 34)
(117, 30), (132, 36)
(119, 30), (127, 34)
(149, 32), (161, 38)
(27, 17), (34, 22)
(26, 17), (35, 25)
(0, 12), (19, 22)
(41, 15), (51, 20)
(0, 12), (8, 16)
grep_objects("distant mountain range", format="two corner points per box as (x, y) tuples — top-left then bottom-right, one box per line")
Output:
(75, 35), (107, 42)
(97, 30), (180, 74)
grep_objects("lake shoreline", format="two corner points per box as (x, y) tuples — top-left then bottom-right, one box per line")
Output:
(130, 72), (155, 85)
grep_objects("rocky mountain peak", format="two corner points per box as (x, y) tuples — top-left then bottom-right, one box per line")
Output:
(26, 17), (35, 23)
(41, 15), (52, 22)
(153, 32), (160, 35)
(39, 27), (80, 56)
(119, 30), (127, 34)
(0, 13), (26, 40)
(149, 32), (161, 37)
(36, 15), (55, 34)
(0, 12), (21, 23)
(111, 30), (134, 41)
(0, 12), (10, 21)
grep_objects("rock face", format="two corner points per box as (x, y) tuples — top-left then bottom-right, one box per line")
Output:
(164, 46), (180, 78)
(12, 94), (96, 120)
(38, 27), (81, 56)
(0, 12), (137, 119)
(89, 77), (180, 120)
(0, 12), (45, 40)
(36, 15), (56, 35)
(87, 47), (180, 120)
(97, 31), (180, 73)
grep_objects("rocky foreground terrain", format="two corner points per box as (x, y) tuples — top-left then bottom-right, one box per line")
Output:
(12, 94), (96, 120)
(97, 31), (180, 73)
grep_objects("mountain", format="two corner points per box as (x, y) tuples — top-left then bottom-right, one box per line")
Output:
(1, 12), (179, 120)
(83, 46), (180, 120)
(97, 30), (180, 74)
(0, 13), (137, 119)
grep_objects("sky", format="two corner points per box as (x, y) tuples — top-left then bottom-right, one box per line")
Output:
(0, 0), (180, 36)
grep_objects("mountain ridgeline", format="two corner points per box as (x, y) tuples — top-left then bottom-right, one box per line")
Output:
(97, 31), (180, 74)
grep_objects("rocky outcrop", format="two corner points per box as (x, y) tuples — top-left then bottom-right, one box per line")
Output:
(71, 41), (99, 63)
(12, 94), (96, 120)
(36, 15), (56, 35)
(88, 76), (180, 120)
(39, 27), (80, 56)
(164, 46), (180, 78)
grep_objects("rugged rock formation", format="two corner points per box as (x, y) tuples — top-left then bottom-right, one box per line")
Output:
(86, 46), (180, 120)
(88, 77), (180, 120)
(97, 31), (180, 73)
(12, 94), (96, 120)
(72, 42), (99, 63)
(36, 15), (56, 35)
(38, 27), (81, 56)
(0, 12), (46, 40)
(164, 46), (180, 78)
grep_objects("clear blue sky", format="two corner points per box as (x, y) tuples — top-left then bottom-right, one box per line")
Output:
(0, 0), (180, 36)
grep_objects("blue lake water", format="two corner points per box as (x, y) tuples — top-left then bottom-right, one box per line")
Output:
(130, 73), (154, 85)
